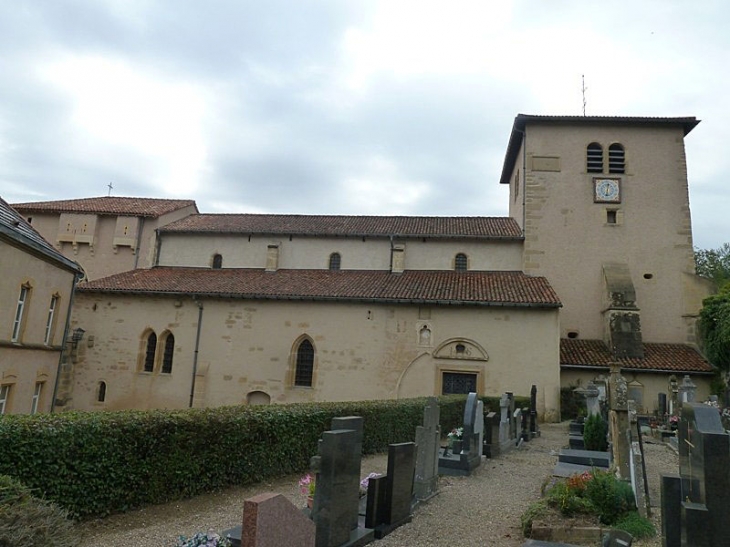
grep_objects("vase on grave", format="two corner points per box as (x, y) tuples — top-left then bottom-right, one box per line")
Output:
(451, 440), (463, 454)
(307, 496), (314, 509)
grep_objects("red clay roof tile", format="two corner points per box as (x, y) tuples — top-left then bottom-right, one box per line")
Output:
(159, 214), (522, 239)
(12, 197), (198, 217)
(560, 338), (713, 374)
(79, 267), (561, 307)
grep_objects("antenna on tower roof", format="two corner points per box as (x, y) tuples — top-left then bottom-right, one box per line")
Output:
(582, 75), (587, 116)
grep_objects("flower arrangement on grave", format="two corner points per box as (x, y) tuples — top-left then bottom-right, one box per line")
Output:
(447, 427), (463, 447)
(359, 472), (383, 497)
(299, 473), (316, 497)
(447, 427), (464, 450)
(173, 529), (232, 547)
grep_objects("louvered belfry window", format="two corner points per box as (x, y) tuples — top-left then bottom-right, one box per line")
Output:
(587, 142), (603, 173)
(608, 143), (625, 174)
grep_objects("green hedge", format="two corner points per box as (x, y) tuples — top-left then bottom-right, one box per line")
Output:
(0, 394), (525, 518)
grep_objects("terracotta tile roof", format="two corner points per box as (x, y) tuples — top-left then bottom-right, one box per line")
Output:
(11, 197), (198, 218)
(0, 197), (83, 274)
(159, 214), (523, 239)
(500, 114), (700, 184)
(79, 267), (561, 307)
(560, 338), (714, 374)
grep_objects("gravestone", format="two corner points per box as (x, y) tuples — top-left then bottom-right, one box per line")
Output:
(660, 474), (681, 547)
(483, 411), (501, 458)
(367, 442), (415, 539)
(529, 384), (540, 438)
(678, 375), (697, 404)
(311, 426), (374, 547)
(499, 393), (510, 444)
(330, 416), (363, 533)
(575, 382), (601, 417)
(438, 393), (483, 476)
(658, 392), (667, 418)
(677, 402), (730, 546)
(413, 397), (440, 501)
(514, 408), (523, 444)
(668, 375), (679, 417)
(475, 399), (484, 454)
(241, 493), (315, 547)
(507, 392), (517, 440)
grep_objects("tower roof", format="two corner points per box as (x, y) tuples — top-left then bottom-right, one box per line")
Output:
(499, 114), (700, 185)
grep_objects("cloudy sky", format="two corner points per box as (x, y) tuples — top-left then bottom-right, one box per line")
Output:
(1, 1), (728, 249)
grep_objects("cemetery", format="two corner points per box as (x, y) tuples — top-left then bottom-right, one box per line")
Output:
(3, 375), (730, 546)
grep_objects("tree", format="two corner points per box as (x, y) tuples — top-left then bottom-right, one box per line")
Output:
(695, 243), (730, 288)
(698, 284), (730, 372)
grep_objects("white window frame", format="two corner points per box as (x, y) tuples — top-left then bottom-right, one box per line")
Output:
(30, 382), (43, 415)
(0, 385), (10, 415)
(44, 296), (58, 345)
(12, 286), (29, 342)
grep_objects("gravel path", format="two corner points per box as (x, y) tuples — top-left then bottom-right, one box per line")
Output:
(78, 422), (678, 546)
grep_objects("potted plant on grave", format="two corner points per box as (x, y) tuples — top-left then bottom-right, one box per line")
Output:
(448, 427), (464, 453)
(299, 473), (316, 509)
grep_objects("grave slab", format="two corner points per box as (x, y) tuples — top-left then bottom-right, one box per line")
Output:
(557, 448), (610, 468)
(552, 461), (597, 478)
(568, 435), (585, 450)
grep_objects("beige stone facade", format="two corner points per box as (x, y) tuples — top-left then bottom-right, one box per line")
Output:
(12, 197), (198, 281)
(500, 115), (715, 410)
(69, 293), (560, 420)
(0, 198), (83, 415)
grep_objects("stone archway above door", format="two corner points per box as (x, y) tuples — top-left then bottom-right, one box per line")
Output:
(433, 338), (488, 361)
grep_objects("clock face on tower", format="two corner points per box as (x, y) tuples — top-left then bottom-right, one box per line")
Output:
(594, 178), (621, 203)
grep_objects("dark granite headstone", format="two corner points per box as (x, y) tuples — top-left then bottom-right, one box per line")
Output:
(439, 393), (483, 475)
(677, 402), (730, 546)
(311, 428), (374, 547)
(483, 411), (500, 458)
(368, 442), (415, 539)
(507, 392), (516, 440)
(330, 416), (363, 532)
(462, 392), (478, 454)
(529, 384), (539, 438)
(385, 443), (415, 524)
(660, 474), (681, 547)
(364, 475), (387, 530)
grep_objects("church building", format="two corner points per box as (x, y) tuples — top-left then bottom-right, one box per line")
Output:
(9, 114), (715, 419)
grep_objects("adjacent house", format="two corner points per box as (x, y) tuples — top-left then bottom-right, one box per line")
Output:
(0, 197), (83, 415)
